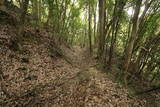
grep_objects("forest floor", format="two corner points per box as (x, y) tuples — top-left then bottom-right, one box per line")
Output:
(0, 25), (159, 107)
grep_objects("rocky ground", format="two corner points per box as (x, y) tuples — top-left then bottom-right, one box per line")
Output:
(0, 25), (157, 107)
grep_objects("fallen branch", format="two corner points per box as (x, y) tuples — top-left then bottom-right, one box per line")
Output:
(136, 86), (160, 95)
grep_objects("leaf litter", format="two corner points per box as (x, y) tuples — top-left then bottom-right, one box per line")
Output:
(0, 25), (149, 107)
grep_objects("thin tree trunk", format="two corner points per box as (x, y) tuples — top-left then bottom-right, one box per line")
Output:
(124, 0), (142, 72)
(93, 4), (97, 45)
(88, 2), (92, 54)
(18, 0), (29, 35)
(108, 0), (126, 68)
(133, 0), (155, 52)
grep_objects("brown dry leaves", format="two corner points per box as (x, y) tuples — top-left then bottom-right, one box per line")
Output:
(0, 25), (148, 107)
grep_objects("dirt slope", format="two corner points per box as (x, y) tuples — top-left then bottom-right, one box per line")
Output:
(0, 26), (148, 107)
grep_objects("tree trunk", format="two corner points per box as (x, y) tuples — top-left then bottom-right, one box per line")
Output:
(93, 4), (97, 45)
(108, 0), (126, 68)
(133, 0), (155, 52)
(88, 1), (92, 54)
(98, 0), (105, 59)
(32, 0), (39, 25)
(18, 0), (29, 35)
(124, 0), (142, 72)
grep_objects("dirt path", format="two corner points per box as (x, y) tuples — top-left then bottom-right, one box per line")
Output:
(47, 46), (147, 107)
(1, 44), (147, 107)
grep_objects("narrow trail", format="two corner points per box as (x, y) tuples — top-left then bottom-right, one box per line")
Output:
(45, 46), (147, 107)
(1, 41), (147, 107)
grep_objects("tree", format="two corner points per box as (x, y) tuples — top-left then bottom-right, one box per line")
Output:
(88, 0), (92, 54)
(97, 0), (105, 59)
(18, 0), (29, 35)
(123, 0), (142, 72)
(108, 0), (126, 68)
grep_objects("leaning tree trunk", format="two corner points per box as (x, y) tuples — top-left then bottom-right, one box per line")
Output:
(124, 0), (142, 72)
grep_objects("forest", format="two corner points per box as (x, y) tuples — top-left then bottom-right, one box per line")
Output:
(0, 0), (160, 106)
